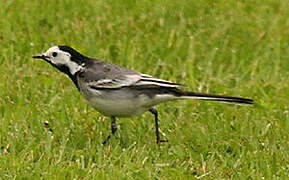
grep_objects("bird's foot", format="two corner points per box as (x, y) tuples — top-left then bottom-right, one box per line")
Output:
(102, 135), (111, 145)
(156, 139), (168, 144)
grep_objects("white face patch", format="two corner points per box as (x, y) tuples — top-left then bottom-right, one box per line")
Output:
(43, 46), (83, 75)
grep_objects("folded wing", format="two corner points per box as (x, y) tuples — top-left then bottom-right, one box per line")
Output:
(88, 73), (183, 89)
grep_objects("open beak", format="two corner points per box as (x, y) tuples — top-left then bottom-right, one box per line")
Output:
(32, 54), (49, 60)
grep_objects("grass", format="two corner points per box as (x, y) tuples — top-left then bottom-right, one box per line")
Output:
(0, 0), (288, 179)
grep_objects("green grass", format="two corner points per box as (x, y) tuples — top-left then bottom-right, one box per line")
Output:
(0, 0), (289, 179)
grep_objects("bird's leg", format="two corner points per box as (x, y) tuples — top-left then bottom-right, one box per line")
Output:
(102, 116), (117, 145)
(149, 108), (168, 144)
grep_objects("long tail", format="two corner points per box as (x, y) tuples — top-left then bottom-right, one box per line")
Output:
(178, 90), (254, 105)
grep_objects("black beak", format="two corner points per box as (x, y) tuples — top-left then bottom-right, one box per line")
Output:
(32, 54), (49, 60)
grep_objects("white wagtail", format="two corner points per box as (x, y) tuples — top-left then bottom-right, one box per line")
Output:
(33, 46), (254, 144)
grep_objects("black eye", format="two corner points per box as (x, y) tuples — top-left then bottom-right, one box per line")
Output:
(52, 52), (58, 57)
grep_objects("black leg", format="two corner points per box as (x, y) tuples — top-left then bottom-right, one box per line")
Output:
(102, 117), (117, 145)
(149, 108), (168, 144)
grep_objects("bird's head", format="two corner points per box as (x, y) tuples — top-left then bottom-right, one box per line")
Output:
(33, 46), (87, 75)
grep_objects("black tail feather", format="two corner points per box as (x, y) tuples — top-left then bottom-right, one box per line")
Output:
(177, 90), (254, 105)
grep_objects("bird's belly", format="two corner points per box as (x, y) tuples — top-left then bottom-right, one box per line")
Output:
(80, 88), (153, 117)
(88, 97), (149, 117)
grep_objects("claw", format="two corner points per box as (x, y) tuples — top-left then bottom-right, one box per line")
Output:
(157, 139), (168, 144)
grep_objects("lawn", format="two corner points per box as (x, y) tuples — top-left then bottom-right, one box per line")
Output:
(0, 0), (288, 179)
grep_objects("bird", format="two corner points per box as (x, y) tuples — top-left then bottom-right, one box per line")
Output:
(33, 45), (254, 144)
